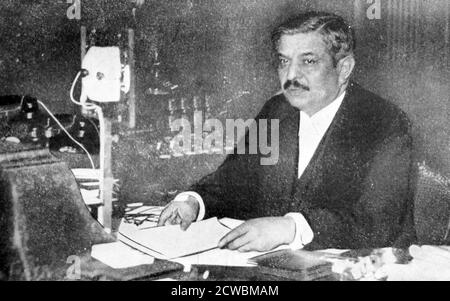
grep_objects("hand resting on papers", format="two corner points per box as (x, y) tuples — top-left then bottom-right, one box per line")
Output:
(158, 200), (296, 252)
(217, 217), (296, 252)
(157, 196), (199, 230)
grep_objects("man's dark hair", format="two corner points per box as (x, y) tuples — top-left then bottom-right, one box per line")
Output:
(271, 11), (355, 65)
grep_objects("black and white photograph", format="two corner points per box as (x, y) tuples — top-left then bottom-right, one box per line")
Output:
(0, 0), (449, 285)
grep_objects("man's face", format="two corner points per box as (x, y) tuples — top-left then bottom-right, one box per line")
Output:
(277, 32), (343, 115)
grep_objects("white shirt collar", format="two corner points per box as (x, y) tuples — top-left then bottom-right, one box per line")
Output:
(299, 91), (346, 136)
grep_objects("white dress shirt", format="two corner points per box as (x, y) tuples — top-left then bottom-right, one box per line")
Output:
(174, 91), (346, 249)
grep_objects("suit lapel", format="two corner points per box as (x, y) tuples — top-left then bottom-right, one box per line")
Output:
(257, 95), (299, 214)
(259, 86), (368, 212)
(292, 86), (364, 207)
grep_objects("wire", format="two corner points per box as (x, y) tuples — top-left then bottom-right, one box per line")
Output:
(68, 69), (105, 172)
(69, 69), (119, 233)
(70, 70), (97, 110)
(69, 70), (104, 170)
(37, 100), (96, 170)
(87, 117), (100, 136)
(70, 71), (83, 106)
(68, 70), (108, 212)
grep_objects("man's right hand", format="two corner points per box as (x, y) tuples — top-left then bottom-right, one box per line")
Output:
(157, 196), (199, 231)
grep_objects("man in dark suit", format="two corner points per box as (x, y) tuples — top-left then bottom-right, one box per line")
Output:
(158, 11), (416, 251)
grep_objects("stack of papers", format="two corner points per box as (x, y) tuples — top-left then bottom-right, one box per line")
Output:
(71, 168), (102, 181)
(92, 216), (295, 269)
(71, 168), (119, 206)
(173, 244), (290, 267)
(91, 242), (155, 269)
(117, 216), (292, 268)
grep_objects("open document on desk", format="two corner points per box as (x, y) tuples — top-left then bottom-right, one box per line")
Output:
(118, 217), (232, 260)
(117, 217), (290, 266)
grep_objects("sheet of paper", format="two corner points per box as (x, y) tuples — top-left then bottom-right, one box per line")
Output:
(218, 217), (245, 229)
(118, 232), (166, 258)
(172, 244), (290, 267)
(118, 217), (231, 259)
(71, 168), (119, 183)
(91, 242), (155, 269)
(80, 189), (117, 205)
(71, 168), (101, 181)
(171, 217), (289, 267)
(380, 259), (450, 281)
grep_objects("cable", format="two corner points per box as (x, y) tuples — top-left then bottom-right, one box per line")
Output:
(69, 70), (104, 171)
(68, 69), (104, 171)
(87, 117), (100, 136)
(70, 70), (96, 110)
(68, 69), (119, 232)
(68, 70), (108, 211)
(37, 100), (96, 170)
(70, 71), (83, 106)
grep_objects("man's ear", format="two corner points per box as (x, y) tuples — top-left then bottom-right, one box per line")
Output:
(337, 55), (355, 85)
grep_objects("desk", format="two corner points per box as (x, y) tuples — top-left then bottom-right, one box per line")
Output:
(90, 208), (450, 281)
(164, 265), (339, 281)
(77, 253), (338, 281)
(81, 240), (450, 281)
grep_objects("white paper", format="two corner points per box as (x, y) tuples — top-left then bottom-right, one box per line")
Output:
(71, 168), (119, 183)
(218, 217), (245, 229)
(381, 259), (450, 281)
(91, 242), (155, 269)
(71, 168), (101, 180)
(118, 217), (231, 259)
(173, 245), (290, 267)
(80, 189), (117, 206)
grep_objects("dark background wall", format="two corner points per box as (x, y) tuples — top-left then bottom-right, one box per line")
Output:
(0, 0), (449, 204)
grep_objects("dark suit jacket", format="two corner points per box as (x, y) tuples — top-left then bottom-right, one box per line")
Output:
(191, 82), (416, 250)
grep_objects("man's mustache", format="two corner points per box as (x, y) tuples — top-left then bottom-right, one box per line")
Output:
(283, 80), (310, 91)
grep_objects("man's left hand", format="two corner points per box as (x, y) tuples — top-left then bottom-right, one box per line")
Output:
(218, 217), (296, 252)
